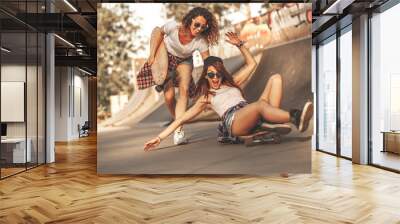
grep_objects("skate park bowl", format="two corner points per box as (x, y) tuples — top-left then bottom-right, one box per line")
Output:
(97, 36), (313, 175)
(99, 36), (311, 130)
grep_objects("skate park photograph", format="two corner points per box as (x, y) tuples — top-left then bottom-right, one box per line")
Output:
(97, 3), (314, 175)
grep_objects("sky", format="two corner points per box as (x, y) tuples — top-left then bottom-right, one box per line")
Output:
(128, 3), (166, 42)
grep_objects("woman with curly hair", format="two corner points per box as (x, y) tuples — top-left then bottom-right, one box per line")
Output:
(143, 32), (313, 151)
(137, 7), (219, 145)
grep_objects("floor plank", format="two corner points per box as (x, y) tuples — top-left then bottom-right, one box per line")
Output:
(0, 135), (399, 223)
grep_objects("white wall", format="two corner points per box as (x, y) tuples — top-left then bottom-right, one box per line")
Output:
(1, 64), (46, 164)
(1, 65), (26, 139)
(1, 82), (25, 122)
(55, 66), (69, 141)
(1, 65), (38, 137)
(1, 65), (26, 81)
(55, 67), (89, 141)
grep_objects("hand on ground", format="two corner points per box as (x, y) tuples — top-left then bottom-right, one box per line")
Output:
(144, 137), (161, 151)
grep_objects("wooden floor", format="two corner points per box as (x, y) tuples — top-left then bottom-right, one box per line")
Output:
(1, 167), (26, 178)
(1, 135), (400, 223)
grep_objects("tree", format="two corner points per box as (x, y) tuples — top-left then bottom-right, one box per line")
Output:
(97, 3), (144, 120)
(260, 1), (312, 13)
(165, 3), (241, 28)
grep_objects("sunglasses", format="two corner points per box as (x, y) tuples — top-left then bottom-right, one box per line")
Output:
(193, 22), (208, 31)
(207, 72), (222, 79)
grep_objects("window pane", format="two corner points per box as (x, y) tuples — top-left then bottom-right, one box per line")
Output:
(340, 29), (352, 158)
(1, 30), (28, 177)
(27, 31), (38, 169)
(318, 37), (337, 154)
(371, 4), (400, 171)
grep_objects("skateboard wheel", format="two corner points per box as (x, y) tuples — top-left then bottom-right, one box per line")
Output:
(273, 135), (281, 144)
(155, 85), (164, 92)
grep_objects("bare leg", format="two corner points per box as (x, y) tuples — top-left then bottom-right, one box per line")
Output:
(163, 80), (175, 119)
(231, 103), (262, 136)
(175, 63), (193, 131)
(231, 101), (290, 136)
(259, 74), (283, 108)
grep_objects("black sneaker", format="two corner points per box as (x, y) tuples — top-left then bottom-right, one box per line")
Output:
(290, 102), (313, 132)
(289, 109), (302, 130)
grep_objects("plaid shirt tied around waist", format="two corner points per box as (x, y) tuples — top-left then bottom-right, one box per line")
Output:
(136, 52), (196, 98)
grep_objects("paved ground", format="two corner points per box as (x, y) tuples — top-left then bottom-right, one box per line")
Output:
(98, 121), (312, 175)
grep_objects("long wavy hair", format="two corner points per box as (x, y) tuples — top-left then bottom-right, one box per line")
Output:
(195, 58), (244, 99)
(182, 7), (219, 46)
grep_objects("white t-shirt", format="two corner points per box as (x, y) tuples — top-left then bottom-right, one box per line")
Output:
(210, 86), (246, 117)
(162, 20), (209, 58)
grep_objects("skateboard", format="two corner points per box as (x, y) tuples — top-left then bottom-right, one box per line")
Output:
(239, 123), (292, 147)
(151, 41), (168, 86)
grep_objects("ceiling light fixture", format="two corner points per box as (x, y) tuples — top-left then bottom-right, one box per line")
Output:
(1, 47), (11, 53)
(54, 34), (75, 48)
(323, 0), (355, 15)
(63, 0), (78, 12)
(78, 67), (93, 76)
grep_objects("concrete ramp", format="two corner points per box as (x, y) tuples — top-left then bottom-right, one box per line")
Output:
(244, 37), (312, 110)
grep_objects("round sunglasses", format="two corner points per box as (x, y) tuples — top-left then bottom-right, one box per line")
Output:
(207, 72), (222, 79)
(193, 21), (208, 31)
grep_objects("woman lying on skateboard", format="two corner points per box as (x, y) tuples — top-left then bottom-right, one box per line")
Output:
(144, 32), (313, 151)
(137, 7), (219, 146)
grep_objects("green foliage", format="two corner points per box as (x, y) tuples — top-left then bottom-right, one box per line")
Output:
(165, 3), (241, 28)
(97, 4), (144, 119)
(260, 2), (312, 13)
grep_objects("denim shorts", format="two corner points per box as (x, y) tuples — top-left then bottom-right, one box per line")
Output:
(217, 101), (248, 144)
(180, 56), (193, 66)
(217, 101), (267, 144)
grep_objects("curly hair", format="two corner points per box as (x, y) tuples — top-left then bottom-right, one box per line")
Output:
(182, 7), (219, 46)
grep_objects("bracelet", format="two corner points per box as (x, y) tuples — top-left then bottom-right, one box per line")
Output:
(157, 136), (162, 141)
(236, 40), (245, 48)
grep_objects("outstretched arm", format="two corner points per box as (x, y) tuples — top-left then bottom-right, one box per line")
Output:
(144, 96), (209, 151)
(225, 32), (257, 86)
